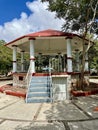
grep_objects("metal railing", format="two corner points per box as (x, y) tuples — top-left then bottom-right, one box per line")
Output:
(17, 61), (29, 72)
(47, 68), (53, 102)
(25, 63), (32, 89)
(25, 63), (32, 103)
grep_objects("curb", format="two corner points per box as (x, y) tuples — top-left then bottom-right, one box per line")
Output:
(5, 90), (26, 98)
(71, 90), (98, 97)
(0, 86), (26, 98)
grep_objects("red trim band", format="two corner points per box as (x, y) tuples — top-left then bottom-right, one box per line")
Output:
(67, 72), (80, 75)
(65, 36), (73, 39)
(29, 37), (36, 40)
(21, 50), (25, 52)
(30, 58), (36, 60)
(12, 45), (17, 47)
(67, 57), (73, 60)
(75, 49), (79, 51)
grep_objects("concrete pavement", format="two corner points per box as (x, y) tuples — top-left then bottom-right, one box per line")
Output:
(0, 92), (98, 129)
(0, 79), (98, 129)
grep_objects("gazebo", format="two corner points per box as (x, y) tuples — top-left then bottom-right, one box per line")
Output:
(6, 29), (92, 103)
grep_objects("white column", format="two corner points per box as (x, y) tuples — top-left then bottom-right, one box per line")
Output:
(85, 52), (89, 71)
(13, 45), (17, 72)
(66, 38), (73, 72)
(21, 51), (24, 72)
(75, 49), (79, 72)
(30, 39), (35, 73)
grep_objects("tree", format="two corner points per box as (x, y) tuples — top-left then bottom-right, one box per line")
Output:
(42, 0), (98, 90)
(89, 40), (98, 72)
(0, 40), (13, 75)
(42, 0), (98, 34)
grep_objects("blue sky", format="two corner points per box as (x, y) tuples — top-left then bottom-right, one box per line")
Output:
(0, 0), (34, 25)
(0, 0), (64, 42)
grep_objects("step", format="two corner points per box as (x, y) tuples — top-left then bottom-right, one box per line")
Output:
(26, 97), (51, 103)
(32, 76), (49, 79)
(27, 92), (50, 98)
(30, 83), (48, 87)
(30, 80), (49, 84)
(29, 87), (50, 92)
(31, 76), (49, 80)
(30, 80), (48, 83)
(31, 77), (50, 83)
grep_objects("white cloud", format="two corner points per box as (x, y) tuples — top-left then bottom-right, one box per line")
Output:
(0, 0), (64, 42)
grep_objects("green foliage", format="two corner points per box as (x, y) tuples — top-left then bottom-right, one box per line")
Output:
(42, 0), (98, 34)
(0, 40), (12, 75)
(89, 40), (98, 70)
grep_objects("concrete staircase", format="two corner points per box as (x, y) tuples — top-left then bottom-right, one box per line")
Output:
(26, 76), (52, 103)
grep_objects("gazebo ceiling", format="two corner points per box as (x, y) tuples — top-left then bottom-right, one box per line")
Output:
(5, 29), (92, 55)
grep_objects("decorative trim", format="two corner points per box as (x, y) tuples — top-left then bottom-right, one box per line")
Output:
(21, 50), (25, 52)
(67, 71), (89, 75)
(30, 58), (36, 60)
(67, 72), (74, 75)
(65, 36), (73, 39)
(67, 72), (80, 75)
(75, 49), (79, 51)
(12, 72), (27, 76)
(32, 73), (49, 76)
(67, 57), (73, 60)
(29, 37), (36, 40)
(12, 45), (17, 47)
(39, 53), (42, 55)
(85, 60), (88, 62)
(32, 72), (68, 76)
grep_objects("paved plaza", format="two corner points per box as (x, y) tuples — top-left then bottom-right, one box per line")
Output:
(0, 80), (98, 130)
(0, 92), (98, 130)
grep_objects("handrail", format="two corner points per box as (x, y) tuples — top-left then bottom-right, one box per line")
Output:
(25, 63), (32, 103)
(48, 68), (53, 103)
(25, 63), (32, 88)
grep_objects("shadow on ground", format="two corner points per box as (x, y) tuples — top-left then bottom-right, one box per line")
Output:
(15, 121), (65, 130)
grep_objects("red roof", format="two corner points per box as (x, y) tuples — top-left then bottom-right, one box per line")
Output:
(6, 29), (82, 46)
(27, 29), (78, 37)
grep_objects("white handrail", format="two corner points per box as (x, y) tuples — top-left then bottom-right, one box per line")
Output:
(48, 68), (53, 103)
(25, 63), (33, 103)
(25, 63), (32, 88)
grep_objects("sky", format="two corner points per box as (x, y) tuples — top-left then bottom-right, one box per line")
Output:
(0, 0), (64, 42)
